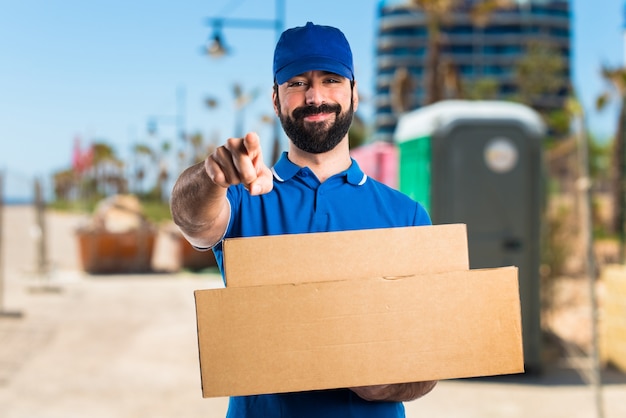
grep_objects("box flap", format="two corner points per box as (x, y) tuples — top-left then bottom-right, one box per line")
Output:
(195, 266), (523, 398)
(223, 223), (469, 287)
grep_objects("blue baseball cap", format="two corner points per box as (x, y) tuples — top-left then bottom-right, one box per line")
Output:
(273, 22), (354, 85)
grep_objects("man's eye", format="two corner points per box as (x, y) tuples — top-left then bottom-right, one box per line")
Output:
(288, 81), (307, 88)
(323, 77), (344, 85)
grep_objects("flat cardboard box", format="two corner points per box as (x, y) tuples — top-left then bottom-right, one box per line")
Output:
(195, 224), (523, 398)
(223, 223), (469, 287)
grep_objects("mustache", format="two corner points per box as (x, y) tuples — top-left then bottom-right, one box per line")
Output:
(292, 103), (342, 120)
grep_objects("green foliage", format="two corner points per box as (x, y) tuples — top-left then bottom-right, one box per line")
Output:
(349, 112), (368, 149)
(515, 41), (567, 104)
(463, 77), (500, 100)
(544, 109), (571, 138)
(140, 199), (173, 224)
(588, 133), (612, 182)
(48, 198), (95, 214)
(513, 40), (570, 138)
(50, 195), (172, 225)
(541, 203), (572, 279)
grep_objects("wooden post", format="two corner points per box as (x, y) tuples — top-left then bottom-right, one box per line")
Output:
(34, 177), (48, 277)
(0, 170), (23, 318)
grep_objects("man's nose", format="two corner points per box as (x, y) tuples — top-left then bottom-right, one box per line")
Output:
(305, 83), (325, 106)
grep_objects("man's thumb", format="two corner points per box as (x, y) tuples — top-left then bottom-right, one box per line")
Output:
(249, 164), (274, 195)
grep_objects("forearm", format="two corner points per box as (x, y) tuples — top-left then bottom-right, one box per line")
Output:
(170, 162), (229, 247)
(350, 380), (437, 402)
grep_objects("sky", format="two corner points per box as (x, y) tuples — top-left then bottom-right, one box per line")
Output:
(0, 0), (624, 200)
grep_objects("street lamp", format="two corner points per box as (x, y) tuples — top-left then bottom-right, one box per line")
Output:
(205, 22), (229, 58)
(202, 0), (285, 164)
(203, 0), (285, 56)
(206, 33), (228, 58)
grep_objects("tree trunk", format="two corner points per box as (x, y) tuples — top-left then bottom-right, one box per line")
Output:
(425, 19), (443, 104)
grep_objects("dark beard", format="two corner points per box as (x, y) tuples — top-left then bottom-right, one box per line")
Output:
(278, 100), (354, 154)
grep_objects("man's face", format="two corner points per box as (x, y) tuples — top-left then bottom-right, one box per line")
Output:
(273, 71), (358, 154)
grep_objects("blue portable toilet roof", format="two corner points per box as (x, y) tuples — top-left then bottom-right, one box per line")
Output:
(394, 100), (546, 144)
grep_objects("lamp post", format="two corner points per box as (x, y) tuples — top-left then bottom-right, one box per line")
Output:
(144, 86), (187, 200)
(146, 86), (186, 153)
(203, 0), (285, 164)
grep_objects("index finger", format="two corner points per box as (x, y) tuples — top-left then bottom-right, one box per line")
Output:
(242, 132), (263, 161)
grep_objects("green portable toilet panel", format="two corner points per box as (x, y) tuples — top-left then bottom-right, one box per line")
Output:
(395, 100), (546, 372)
(397, 134), (432, 210)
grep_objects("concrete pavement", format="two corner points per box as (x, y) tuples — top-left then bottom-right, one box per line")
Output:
(1, 205), (626, 417)
(1, 270), (626, 418)
(0, 270), (228, 418)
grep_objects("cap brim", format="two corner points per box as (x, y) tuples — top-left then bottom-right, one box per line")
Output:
(275, 57), (354, 85)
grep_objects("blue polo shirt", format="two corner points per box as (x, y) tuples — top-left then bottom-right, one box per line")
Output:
(212, 152), (431, 418)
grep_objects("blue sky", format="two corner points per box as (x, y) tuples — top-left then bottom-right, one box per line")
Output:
(0, 0), (623, 200)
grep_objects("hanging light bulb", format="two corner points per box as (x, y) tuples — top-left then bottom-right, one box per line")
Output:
(205, 25), (229, 58)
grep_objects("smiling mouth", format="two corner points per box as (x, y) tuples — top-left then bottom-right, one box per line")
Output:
(294, 103), (341, 122)
(303, 112), (332, 122)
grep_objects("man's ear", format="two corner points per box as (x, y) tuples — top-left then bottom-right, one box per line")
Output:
(272, 84), (280, 116)
(352, 80), (359, 112)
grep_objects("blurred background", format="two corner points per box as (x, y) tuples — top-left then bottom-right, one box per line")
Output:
(2, 0), (626, 417)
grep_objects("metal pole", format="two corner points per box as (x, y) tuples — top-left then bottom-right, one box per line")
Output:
(0, 170), (23, 318)
(575, 105), (605, 418)
(204, 0), (286, 165)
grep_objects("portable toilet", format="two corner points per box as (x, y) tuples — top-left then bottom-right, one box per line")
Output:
(395, 100), (545, 372)
(350, 141), (399, 189)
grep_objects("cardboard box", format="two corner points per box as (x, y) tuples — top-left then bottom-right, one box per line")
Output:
(194, 224), (523, 398)
(223, 224), (469, 287)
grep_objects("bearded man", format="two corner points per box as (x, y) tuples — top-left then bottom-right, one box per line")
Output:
(170, 22), (436, 418)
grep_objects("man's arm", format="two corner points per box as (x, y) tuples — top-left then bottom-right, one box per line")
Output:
(170, 162), (230, 248)
(170, 132), (273, 248)
(350, 381), (437, 402)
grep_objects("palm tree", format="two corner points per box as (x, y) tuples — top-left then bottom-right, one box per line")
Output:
(132, 143), (155, 194)
(232, 82), (261, 138)
(156, 141), (172, 202)
(407, 0), (514, 104)
(409, 0), (454, 104)
(90, 142), (125, 197)
(515, 41), (567, 108)
(188, 132), (213, 165)
(53, 169), (75, 201)
(514, 39), (569, 137)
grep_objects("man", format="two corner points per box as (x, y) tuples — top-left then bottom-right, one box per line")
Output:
(171, 22), (436, 418)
